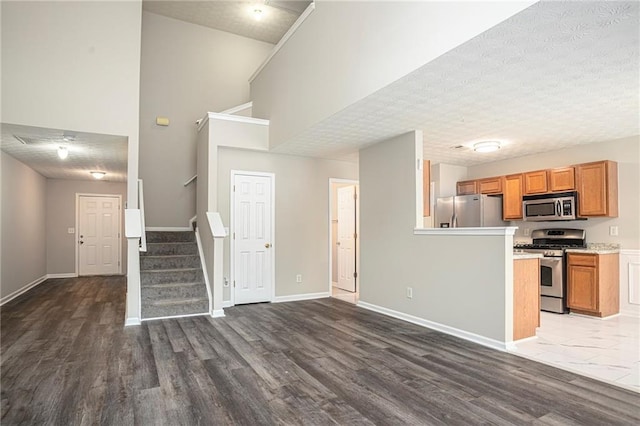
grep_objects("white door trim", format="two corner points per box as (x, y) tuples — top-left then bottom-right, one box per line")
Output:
(230, 170), (276, 306)
(75, 193), (123, 276)
(328, 178), (359, 296)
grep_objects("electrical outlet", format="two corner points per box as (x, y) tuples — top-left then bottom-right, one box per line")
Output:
(68, 227), (75, 234)
(406, 287), (413, 299)
(609, 226), (619, 236)
(223, 277), (229, 287)
(296, 274), (302, 283)
(524, 228), (531, 236)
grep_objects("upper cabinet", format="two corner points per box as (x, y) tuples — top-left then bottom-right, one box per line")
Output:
(455, 160), (617, 220)
(503, 174), (523, 220)
(478, 176), (503, 194)
(549, 167), (575, 192)
(523, 170), (548, 194)
(576, 161), (618, 217)
(456, 180), (478, 196)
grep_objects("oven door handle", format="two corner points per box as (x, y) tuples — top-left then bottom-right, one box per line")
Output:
(556, 200), (561, 217)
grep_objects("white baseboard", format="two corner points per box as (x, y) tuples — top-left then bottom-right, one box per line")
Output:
(125, 317), (141, 326)
(47, 273), (77, 279)
(0, 275), (48, 306)
(273, 292), (330, 303)
(145, 226), (192, 232)
(222, 300), (233, 308)
(211, 309), (225, 318)
(141, 312), (208, 322)
(356, 300), (510, 352)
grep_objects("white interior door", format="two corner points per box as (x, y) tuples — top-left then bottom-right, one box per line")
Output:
(233, 173), (273, 305)
(337, 185), (356, 292)
(78, 195), (121, 276)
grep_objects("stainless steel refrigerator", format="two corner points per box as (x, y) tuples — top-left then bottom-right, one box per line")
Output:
(435, 194), (506, 228)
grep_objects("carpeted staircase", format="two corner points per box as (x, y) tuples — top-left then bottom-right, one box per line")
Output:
(140, 231), (209, 319)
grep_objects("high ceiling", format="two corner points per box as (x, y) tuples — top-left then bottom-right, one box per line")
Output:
(1, 124), (128, 182)
(142, 0), (312, 44)
(272, 0), (640, 165)
(3, 1), (637, 180)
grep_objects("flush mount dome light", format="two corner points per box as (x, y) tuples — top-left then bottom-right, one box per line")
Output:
(253, 7), (263, 20)
(473, 141), (501, 153)
(57, 146), (69, 159)
(90, 171), (106, 179)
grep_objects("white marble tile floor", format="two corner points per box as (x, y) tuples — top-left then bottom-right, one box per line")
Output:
(511, 311), (640, 392)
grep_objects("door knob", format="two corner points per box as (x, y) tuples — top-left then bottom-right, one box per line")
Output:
(265, 243), (271, 248)
(336, 242), (341, 246)
(79, 240), (84, 245)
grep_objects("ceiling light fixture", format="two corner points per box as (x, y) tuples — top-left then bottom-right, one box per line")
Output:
(57, 146), (69, 159)
(473, 141), (501, 153)
(90, 171), (106, 179)
(253, 7), (263, 20)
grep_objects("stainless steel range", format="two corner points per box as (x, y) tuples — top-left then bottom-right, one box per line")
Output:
(514, 228), (586, 313)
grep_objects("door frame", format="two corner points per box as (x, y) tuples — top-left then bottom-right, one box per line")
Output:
(75, 193), (123, 276)
(328, 178), (359, 296)
(229, 170), (276, 306)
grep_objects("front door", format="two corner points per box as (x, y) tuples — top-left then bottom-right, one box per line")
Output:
(78, 195), (121, 276)
(337, 185), (356, 292)
(233, 173), (274, 305)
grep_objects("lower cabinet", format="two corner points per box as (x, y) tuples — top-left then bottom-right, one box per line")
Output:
(567, 252), (619, 317)
(513, 257), (540, 340)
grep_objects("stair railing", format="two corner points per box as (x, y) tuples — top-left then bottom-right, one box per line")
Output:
(138, 179), (147, 252)
(184, 174), (197, 186)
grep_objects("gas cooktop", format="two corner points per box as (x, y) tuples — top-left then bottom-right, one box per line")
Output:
(514, 243), (586, 250)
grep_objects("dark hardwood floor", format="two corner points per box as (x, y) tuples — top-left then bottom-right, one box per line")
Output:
(2, 276), (639, 425)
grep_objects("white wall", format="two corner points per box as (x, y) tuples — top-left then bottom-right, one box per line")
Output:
(359, 131), (512, 345)
(467, 136), (640, 249)
(139, 12), (273, 227)
(1, 154), (47, 300)
(217, 147), (358, 301)
(1, 0), (142, 207)
(251, 0), (534, 148)
(46, 179), (127, 275)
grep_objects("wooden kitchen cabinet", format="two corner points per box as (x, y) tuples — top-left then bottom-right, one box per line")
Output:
(549, 167), (575, 192)
(513, 257), (540, 340)
(478, 176), (503, 194)
(503, 174), (523, 220)
(524, 170), (548, 194)
(456, 180), (477, 195)
(423, 160), (430, 217)
(576, 160), (618, 217)
(567, 252), (619, 317)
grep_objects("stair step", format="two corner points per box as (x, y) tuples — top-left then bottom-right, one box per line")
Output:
(142, 242), (198, 256)
(146, 231), (195, 243)
(140, 254), (201, 271)
(141, 268), (203, 285)
(142, 282), (208, 301)
(142, 297), (208, 319)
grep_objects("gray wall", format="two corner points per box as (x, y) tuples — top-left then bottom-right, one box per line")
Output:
(467, 136), (640, 249)
(217, 147), (358, 300)
(360, 132), (509, 342)
(46, 179), (128, 275)
(1, 154), (47, 300)
(139, 12), (273, 227)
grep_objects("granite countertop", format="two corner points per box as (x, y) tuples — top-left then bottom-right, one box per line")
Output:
(565, 243), (620, 255)
(513, 252), (543, 260)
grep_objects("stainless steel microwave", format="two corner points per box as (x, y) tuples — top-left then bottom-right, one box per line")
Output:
(522, 191), (577, 221)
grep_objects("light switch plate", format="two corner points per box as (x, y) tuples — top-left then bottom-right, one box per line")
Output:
(68, 228), (75, 234)
(609, 226), (619, 236)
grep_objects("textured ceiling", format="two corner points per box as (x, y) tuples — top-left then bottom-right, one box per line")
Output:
(272, 1), (640, 166)
(1, 124), (128, 182)
(142, 0), (312, 44)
